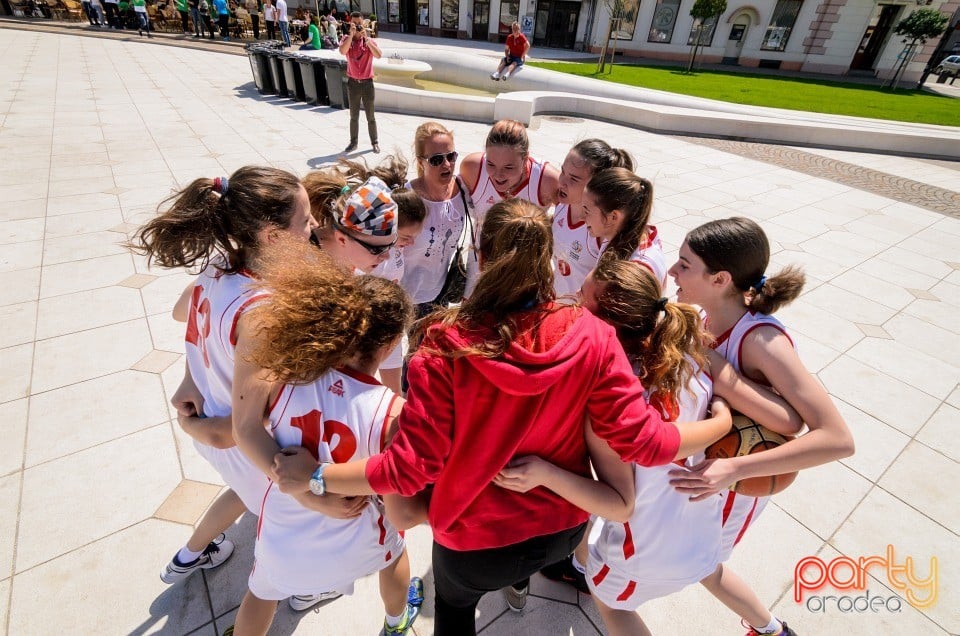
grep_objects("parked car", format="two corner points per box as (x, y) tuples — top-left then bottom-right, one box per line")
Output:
(934, 55), (960, 75)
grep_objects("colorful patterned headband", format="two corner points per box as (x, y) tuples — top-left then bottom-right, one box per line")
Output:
(339, 176), (397, 237)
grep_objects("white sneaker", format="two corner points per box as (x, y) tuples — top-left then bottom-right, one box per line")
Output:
(501, 71), (510, 81)
(288, 591), (343, 611)
(503, 583), (528, 612)
(160, 535), (235, 584)
(490, 71), (500, 80)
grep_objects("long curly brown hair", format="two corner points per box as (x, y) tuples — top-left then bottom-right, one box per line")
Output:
(245, 237), (371, 385)
(592, 255), (710, 401)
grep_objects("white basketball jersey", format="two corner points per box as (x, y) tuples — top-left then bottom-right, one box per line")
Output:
(588, 369), (724, 609)
(552, 203), (602, 299)
(599, 225), (667, 290)
(184, 265), (270, 513)
(465, 155), (549, 297)
(254, 368), (405, 596)
(712, 311), (795, 561)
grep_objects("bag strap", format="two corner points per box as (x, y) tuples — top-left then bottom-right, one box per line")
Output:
(454, 176), (476, 262)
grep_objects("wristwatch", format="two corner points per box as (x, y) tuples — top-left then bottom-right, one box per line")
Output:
(309, 462), (332, 496)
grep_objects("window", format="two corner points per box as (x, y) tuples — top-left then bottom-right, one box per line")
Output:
(610, 0), (639, 40)
(416, 0), (428, 25)
(761, 0), (802, 51)
(648, 0), (679, 43)
(498, 0), (518, 35)
(387, 0), (399, 23)
(686, 14), (717, 46)
(440, 0), (458, 28)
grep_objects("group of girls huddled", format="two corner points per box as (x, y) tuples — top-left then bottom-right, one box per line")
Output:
(131, 118), (854, 636)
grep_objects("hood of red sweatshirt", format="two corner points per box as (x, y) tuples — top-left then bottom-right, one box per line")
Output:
(427, 303), (593, 395)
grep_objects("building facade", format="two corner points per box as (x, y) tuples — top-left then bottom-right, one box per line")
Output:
(374, 0), (958, 82)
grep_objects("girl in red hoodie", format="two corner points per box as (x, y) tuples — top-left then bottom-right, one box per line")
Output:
(271, 198), (733, 636)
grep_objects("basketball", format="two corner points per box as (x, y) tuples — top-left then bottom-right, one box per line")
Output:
(705, 412), (798, 497)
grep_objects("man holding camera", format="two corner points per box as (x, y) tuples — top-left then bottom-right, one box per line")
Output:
(340, 11), (382, 154)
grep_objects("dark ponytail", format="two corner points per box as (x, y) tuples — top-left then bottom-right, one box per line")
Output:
(130, 166), (301, 274)
(685, 217), (805, 315)
(585, 167), (653, 261)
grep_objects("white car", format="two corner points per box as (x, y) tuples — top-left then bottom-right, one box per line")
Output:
(934, 55), (960, 75)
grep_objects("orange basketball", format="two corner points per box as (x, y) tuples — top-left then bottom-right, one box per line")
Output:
(705, 412), (798, 497)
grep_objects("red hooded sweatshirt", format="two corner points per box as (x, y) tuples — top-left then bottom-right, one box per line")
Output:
(365, 304), (681, 551)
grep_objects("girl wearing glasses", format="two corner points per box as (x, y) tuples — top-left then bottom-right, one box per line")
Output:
(401, 122), (471, 314)
(302, 155), (408, 273)
(459, 119), (560, 295)
(552, 139), (634, 299)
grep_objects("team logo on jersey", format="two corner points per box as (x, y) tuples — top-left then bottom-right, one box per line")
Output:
(485, 195), (496, 205)
(328, 379), (345, 397)
(571, 240), (582, 254)
(557, 259), (571, 277)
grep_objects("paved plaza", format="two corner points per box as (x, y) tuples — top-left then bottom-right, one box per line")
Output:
(0, 26), (958, 636)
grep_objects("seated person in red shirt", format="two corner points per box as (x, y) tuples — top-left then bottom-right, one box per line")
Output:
(491, 21), (529, 81)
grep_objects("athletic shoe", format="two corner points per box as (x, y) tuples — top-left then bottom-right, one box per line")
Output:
(501, 71), (510, 81)
(160, 535), (235, 584)
(380, 595), (423, 635)
(502, 583), (528, 612)
(343, 142), (357, 153)
(744, 619), (798, 635)
(490, 71), (500, 80)
(407, 576), (425, 607)
(540, 555), (590, 594)
(288, 591), (343, 611)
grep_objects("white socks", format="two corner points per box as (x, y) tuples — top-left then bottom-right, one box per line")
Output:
(176, 546), (204, 564)
(571, 554), (586, 574)
(752, 617), (783, 634)
(385, 606), (409, 628)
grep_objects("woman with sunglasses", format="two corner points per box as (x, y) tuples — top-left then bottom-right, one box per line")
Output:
(400, 122), (472, 315)
(302, 156), (408, 273)
(459, 119), (560, 295)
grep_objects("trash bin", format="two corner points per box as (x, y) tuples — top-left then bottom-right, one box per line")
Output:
(245, 44), (275, 95)
(322, 59), (350, 109)
(281, 53), (306, 102)
(297, 56), (329, 105)
(265, 49), (289, 98)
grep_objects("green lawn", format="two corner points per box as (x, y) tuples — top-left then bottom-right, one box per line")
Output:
(528, 61), (960, 127)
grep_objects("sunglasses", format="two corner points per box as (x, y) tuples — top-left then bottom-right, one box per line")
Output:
(334, 221), (396, 256)
(422, 151), (459, 167)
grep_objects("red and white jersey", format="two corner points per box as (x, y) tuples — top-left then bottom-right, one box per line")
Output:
(371, 246), (404, 284)
(552, 203), (602, 299)
(184, 264), (270, 513)
(711, 311), (795, 561)
(185, 265), (265, 417)
(465, 155), (550, 297)
(599, 225), (667, 290)
(587, 368), (724, 609)
(254, 368), (404, 597)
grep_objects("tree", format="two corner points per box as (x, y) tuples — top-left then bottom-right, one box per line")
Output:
(686, 0), (726, 73)
(886, 8), (948, 90)
(597, 0), (629, 73)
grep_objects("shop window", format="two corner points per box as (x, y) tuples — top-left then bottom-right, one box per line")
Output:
(648, 0), (679, 43)
(498, 0), (518, 35)
(441, 0), (458, 28)
(761, 0), (802, 51)
(417, 0), (428, 26)
(686, 14), (717, 46)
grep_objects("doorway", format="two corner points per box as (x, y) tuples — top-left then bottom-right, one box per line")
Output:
(532, 0), (579, 49)
(723, 16), (750, 64)
(850, 4), (902, 71)
(472, 0), (489, 39)
(401, 0), (416, 32)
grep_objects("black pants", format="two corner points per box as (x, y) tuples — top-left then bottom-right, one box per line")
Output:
(346, 77), (377, 146)
(250, 13), (259, 38)
(178, 9), (189, 31)
(217, 13), (228, 37)
(432, 524), (586, 636)
(202, 14), (215, 37)
(265, 18), (275, 40)
(103, 2), (119, 27)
